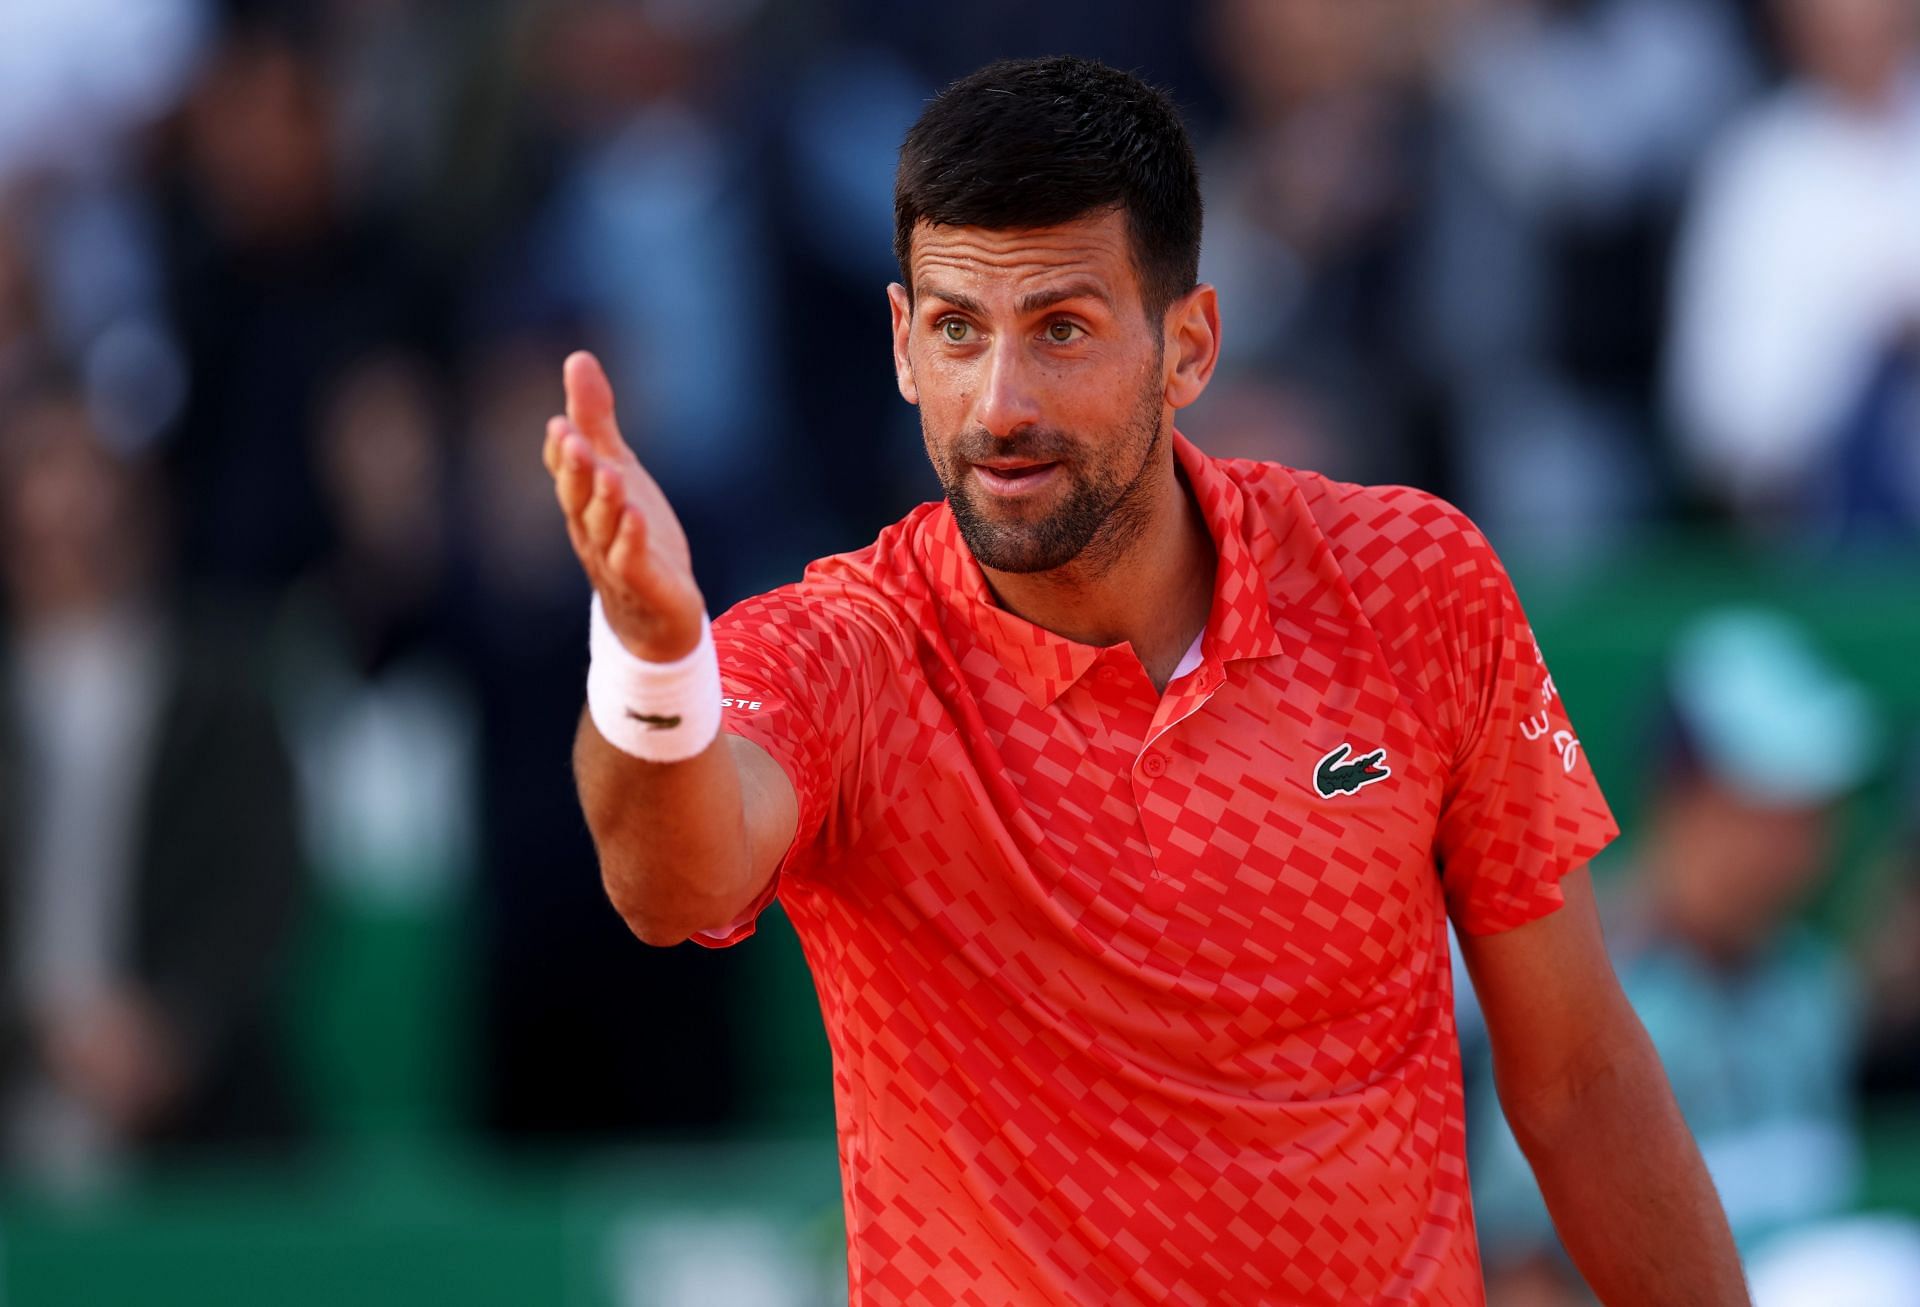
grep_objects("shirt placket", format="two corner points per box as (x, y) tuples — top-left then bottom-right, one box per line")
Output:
(1128, 657), (1229, 913)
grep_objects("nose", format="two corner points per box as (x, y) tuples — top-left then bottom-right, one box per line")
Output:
(974, 338), (1043, 439)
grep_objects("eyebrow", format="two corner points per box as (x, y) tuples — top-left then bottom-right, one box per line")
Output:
(915, 280), (1114, 318)
(1016, 281), (1112, 316)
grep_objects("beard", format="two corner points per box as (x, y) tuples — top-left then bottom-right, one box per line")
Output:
(926, 369), (1167, 576)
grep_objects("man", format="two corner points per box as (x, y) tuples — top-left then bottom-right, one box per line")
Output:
(544, 56), (1746, 1306)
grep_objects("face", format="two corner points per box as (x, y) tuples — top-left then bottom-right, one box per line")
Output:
(0, 398), (151, 611)
(889, 210), (1217, 576)
(1776, 0), (1918, 99)
(1657, 778), (1836, 959)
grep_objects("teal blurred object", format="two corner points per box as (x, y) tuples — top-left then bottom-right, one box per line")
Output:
(1666, 607), (1878, 806)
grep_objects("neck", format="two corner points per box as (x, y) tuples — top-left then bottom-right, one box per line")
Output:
(978, 445), (1216, 691)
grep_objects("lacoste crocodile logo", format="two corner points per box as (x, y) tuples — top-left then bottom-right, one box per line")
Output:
(1314, 743), (1391, 798)
(625, 710), (683, 731)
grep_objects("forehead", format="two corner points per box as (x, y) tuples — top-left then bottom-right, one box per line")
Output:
(908, 210), (1141, 307)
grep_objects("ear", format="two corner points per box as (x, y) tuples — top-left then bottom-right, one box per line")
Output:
(887, 283), (919, 406)
(1162, 284), (1221, 411)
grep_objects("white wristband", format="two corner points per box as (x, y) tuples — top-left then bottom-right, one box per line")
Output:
(586, 594), (723, 763)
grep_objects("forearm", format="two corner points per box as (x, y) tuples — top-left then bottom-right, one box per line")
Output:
(1502, 1018), (1749, 1306)
(573, 711), (763, 945)
(545, 351), (797, 946)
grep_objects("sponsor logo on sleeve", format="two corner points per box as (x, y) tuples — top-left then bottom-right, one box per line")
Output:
(1520, 630), (1581, 772)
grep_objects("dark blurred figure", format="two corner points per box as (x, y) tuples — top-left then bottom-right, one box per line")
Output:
(1669, 0), (1920, 533)
(273, 346), (478, 1143)
(1468, 609), (1907, 1304)
(1197, 0), (1439, 486)
(450, 331), (743, 1143)
(0, 377), (304, 1193)
(158, 20), (437, 592)
(507, 0), (818, 604)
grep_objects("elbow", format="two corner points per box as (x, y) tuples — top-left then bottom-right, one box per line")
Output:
(600, 864), (742, 949)
(623, 912), (696, 949)
(603, 881), (700, 948)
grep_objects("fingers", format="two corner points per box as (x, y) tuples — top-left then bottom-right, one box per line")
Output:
(548, 415), (650, 592)
(604, 507), (647, 581)
(563, 350), (625, 458)
(545, 359), (688, 620)
(552, 424), (596, 520)
(581, 465), (624, 553)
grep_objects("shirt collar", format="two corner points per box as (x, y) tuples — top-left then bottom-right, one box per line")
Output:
(927, 430), (1288, 709)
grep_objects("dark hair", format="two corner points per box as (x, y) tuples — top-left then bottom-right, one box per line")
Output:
(893, 56), (1202, 321)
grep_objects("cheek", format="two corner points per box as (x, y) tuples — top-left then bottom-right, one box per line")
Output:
(910, 353), (977, 420)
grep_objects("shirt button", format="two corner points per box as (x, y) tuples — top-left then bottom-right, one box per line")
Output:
(1141, 751), (1167, 778)
(1098, 666), (1123, 685)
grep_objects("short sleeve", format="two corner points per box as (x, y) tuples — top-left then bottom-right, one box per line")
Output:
(690, 577), (894, 947)
(1431, 516), (1619, 936)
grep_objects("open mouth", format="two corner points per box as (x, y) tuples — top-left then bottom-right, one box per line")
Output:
(973, 462), (1061, 496)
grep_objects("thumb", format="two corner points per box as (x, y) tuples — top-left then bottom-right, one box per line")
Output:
(563, 350), (625, 456)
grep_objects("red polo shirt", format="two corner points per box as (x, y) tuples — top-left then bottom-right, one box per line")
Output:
(705, 433), (1617, 1305)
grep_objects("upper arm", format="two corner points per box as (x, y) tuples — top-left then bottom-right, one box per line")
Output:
(693, 583), (898, 946)
(1456, 865), (1644, 1123)
(1418, 497), (1618, 934)
(729, 732), (799, 898)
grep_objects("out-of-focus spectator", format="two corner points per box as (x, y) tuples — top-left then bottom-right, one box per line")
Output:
(517, 0), (804, 604)
(159, 21), (437, 592)
(274, 347), (477, 1142)
(1199, 0), (1435, 485)
(1668, 0), (1920, 529)
(1468, 609), (1905, 1304)
(1426, 0), (1755, 551)
(0, 376), (305, 1194)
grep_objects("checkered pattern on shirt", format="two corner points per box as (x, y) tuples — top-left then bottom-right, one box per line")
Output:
(704, 433), (1617, 1306)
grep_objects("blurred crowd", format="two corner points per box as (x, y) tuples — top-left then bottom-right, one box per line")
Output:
(0, 0), (1918, 1300)
(1460, 609), (1920, 1304)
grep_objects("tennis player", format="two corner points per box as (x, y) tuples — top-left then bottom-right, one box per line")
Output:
(544, 55), (1748, 1307)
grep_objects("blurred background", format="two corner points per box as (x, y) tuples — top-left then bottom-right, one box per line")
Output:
(0, 0), (1916, 1303)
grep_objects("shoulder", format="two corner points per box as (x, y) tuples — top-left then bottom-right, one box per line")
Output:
(714, 502), (943, 665)
(1232, 458), (1505, 600)
(1691, 91), (1827, 207)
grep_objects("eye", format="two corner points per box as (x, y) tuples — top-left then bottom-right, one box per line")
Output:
(939, 318), (975, 343)
(1044, 320), (1083, 343)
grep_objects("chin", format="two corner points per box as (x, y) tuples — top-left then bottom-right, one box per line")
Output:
(953, 518), (1087, 574)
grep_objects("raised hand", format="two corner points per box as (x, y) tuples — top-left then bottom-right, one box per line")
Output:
(544, 350), (706, 661)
